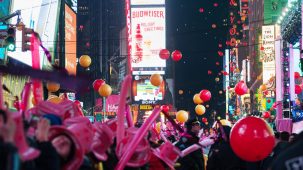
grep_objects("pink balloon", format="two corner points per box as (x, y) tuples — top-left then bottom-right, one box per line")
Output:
(93, 79), (105, 92)
(116, 75), (132, 145)
(235, 81), (248, 95)
(171, 50), (182, 61)
(230, 117), (275, 162)
(199, 89), (211, 102)
(159, 49), (170, 60)
(295, 84), (302, 94)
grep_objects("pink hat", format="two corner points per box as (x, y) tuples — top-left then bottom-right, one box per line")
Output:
(63, 117), (94, 154)
(48, 125), (84, 170)
(116, 127), (151, 167)
(60, 100), (84, 119)
(11, 111), (41, 161)
(35, 100), (73, 118)
(91, 122), (115, 161)
(152, 141), (181, 170)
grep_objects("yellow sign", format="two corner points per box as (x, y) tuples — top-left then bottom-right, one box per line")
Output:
(139, 105), (153, 110)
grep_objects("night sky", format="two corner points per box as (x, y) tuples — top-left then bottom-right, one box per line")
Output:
(166, 0), (229, 124)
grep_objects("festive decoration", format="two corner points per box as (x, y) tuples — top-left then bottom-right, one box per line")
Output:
(93, 79), (105, 92)
(215, 77), (220, 82)
(178, 90), (184, 95)
(199, 90), (211, 102)
(199, 8), (204, 13)
(46, 82), (60, 92)
(294, 72), (301, 79)
(218, 51), (224, 56)
(195, 105), (206, 115)
(230, 117), (275, 162)
(262, 111), (271, 119)
(160, 105), (170, 113)
(212, 24), (217, 29)
(98, 84), (112, 97)
(260, 84), (267, 92)
(171, 50), (182, 61)
(234, 81), (248, 95)
(193, 94), (203, 104)
(47, 96), (62, 104)
(155, 122), (161, 133)
(31, 97), (37, 106)
(202, 117), (207, 123)
(79, 55), (92, 68)
(159, 49), (170, 60)
(295, 85), (302, 94)
(150, 74), (163, 86)
(176, 110), (188, 123)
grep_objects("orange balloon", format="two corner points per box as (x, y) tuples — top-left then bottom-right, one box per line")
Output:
(47, 96), (62, 104)
(155, 122), (161, 133)
(150, 74), (163, 86)
(98, 84), (112, 97)
(193, 94), (203, 104)
(195, 105), (206, 115)
(79, 55), (91, 68)
(31, 97), (37, 106)
(260, 84), (267, 92)
(176, 110), (188, 123)
(46, 82), (60, 92)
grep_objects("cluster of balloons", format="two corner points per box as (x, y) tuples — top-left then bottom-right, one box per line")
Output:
(159, 49), (183, 62)
(93, 79), (112, 97)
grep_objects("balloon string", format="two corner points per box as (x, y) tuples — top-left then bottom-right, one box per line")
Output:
(40, 44), (52, 63)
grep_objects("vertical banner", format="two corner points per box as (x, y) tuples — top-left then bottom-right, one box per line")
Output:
(262, 25), (275, 94)
(31, 34), (44, 103)
(65, 4), (77, 75)
(130, 7), (166, 75)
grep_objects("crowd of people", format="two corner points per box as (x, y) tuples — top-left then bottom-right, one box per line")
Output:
(1, 101), (303, 170)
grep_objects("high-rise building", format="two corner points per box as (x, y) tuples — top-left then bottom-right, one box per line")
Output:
(77, 0), (125, 114)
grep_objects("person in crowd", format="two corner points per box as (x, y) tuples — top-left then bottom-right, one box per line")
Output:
(269, 131), (303, 170)
(289, 133), (298, 143)
(175, 118), (204, 170)
(0, 110), (20, 170)
(207, 121), (247, 170)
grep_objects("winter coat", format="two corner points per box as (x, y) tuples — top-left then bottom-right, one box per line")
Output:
(0, 141), (20, 170)
(175, 132), (205, 170)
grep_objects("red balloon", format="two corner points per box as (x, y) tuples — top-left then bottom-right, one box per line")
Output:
(199, 90), (211, 102)
(93, 79), (105, 91)
(161, 105), (170, 113)
(159, 49), (170, 60)
(230, 117), (275, 162)
(218, 51), (224, 56)
(294, 72), (301, 79)
(295, 85), (302, 94)
(208, 70), (212, 75)
(13, 101), (20, 111)
(202, 117), (207, 123)
(199, 8), (204, 13)
(262, 111), (271, 119)
(234, 81), (248, 95)
(171, 50), (182, 61)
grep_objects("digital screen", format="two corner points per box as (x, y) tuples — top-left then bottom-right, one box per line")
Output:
(65, 4), (77, 75)
(130, 7), (166, 75)
(130, 0), (165, 5)
(132, 75), (165, 102)
(8, 0), (60, 69)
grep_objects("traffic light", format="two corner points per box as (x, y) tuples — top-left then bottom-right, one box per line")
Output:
(5, 27), (16, 51)
(22, 27), (33, 52)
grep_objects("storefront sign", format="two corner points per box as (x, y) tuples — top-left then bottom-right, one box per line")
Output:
(139, 104), (153, 110)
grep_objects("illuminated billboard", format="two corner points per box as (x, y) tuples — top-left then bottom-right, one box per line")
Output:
(8, 0), (60, 69)
(132, 75), (165, 104)
(65, 4), (77, 75)
(130, 7), (166, 75)
(130, 0), (165, 5)
(261, 25), (275, 88)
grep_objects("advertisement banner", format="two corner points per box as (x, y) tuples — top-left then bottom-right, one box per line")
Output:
(106, 95), (120, 112)
(8, 0), (60, 69)
(65, 4), (77, 75)
(262, 25), (275, 89)
(130, 7), (166, 75)
(132, 75), (165, 104)
(131, 0), (165, 5)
